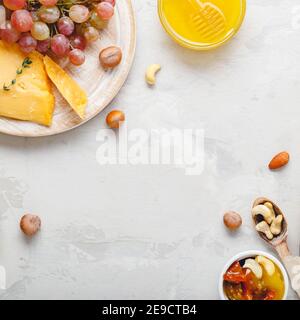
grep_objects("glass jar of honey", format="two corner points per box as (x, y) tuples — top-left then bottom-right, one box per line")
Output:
(158, 0), (246, 50)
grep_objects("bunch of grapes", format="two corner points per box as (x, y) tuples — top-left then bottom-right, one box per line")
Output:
(0, 0), (115, 66)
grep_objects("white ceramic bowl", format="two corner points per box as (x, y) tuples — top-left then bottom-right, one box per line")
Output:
(219, 250), (289, 300)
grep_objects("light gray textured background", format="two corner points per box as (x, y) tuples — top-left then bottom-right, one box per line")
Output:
(0, 0), (300, 299)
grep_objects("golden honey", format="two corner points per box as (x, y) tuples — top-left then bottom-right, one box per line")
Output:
(158, 0), (246, 50)
(262, 263), (285, 300)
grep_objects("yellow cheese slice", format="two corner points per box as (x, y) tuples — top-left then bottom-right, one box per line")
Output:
(0, 41), (55, 126)
(43, 55), (87, 119)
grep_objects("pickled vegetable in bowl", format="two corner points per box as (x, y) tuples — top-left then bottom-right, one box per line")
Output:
(223, 255), (285, 300)
(158, 0), (246, 50)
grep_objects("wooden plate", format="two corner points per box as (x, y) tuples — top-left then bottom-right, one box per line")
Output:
(0, 0), (136, 137)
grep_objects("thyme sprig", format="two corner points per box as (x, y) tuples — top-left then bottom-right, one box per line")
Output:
(3, 57), (32, 91)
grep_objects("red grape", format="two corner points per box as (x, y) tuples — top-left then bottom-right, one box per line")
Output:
(18, 34), (37, 53)
(69, 5), (89, 23)
(51, 34), (70, 57)
(69, 48), (85, 66)
(3, 0), (25, 11)
(38, 6), (60, 24)
(11, 10), (33, 33)
(0, 21), (20, 43)
(83, 26), (99, 42)
(0, 6), (6, 28)
(102, 0), (115, 7)
(89, 9), (107, 30)
(39, 0), (58, 6)
(36, 38), (50, 53)
(0, 0), (113, 69)
(69, 34), (86, 50)
(57, 16), (74, 36)
(96, 2), (114, 20)
(31, 21), (50, 40)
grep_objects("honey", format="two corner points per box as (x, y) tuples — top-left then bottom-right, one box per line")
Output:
(262, 263), (285, 300)
(158, 0), (246, 50)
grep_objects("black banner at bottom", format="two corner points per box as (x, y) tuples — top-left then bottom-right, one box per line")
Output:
(0, 300), (298, 318)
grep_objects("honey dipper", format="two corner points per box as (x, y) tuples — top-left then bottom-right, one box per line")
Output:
(187, 0), (226, 42)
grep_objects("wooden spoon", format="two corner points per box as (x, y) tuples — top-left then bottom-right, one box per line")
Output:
(252, 197), (289, 258)
(252, 197), (300, 298)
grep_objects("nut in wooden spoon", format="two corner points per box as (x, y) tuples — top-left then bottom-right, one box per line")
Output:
(252, 197), (288, 250)
(252, 197), (300, 298)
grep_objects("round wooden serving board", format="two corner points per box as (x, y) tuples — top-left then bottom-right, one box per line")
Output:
(0, 0), (136, 137)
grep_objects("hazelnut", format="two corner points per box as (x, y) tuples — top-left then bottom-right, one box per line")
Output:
(99, 46), (122, 69)
(106, 110), (125, 129)
(223, 211), (242, 230)
(20, 214), (41, 236)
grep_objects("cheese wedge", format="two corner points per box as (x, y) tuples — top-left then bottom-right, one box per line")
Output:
(0, 41), (55, 126)
(43, 55), (87, 119)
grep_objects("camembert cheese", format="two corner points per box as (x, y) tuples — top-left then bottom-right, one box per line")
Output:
(43, 55), (87, 119)
(0, 41), (55, 126)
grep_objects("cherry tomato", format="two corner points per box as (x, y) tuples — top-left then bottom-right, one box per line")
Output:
(223, 261), (248, 283)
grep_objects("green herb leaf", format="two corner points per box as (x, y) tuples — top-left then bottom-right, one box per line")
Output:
(2, 57), (32, 91)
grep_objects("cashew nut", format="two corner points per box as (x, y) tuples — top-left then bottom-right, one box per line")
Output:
(255, 255), (275, 276)
(243, 259), (263, 279)
(270, 214), (283, 236)
(145, 64), (161, 85)
(252, 205), (275, 224)
(255, 221), (274, 240)
(264, 202), (276, 218)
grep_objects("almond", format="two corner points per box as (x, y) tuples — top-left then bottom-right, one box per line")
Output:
(268, 151), (290, 170)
